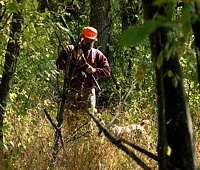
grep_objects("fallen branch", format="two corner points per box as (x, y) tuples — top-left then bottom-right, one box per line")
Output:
(86, 108), (151, 170)
(87, 108), (181, 170)
(120, 138), (158, 161)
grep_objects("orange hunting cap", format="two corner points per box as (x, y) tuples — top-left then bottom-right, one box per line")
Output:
(82, 27), (98, 41)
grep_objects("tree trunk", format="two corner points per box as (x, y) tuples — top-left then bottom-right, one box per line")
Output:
(142, 1), (197, 169)
(120, 0), (139, 31)
(90, 0), (110, 56)
(0, 12), (22, 168)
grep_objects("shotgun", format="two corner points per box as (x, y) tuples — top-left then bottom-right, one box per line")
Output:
(60, 15), (101, 91)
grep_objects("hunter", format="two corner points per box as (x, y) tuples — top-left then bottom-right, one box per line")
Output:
(56, 26), (111, 131)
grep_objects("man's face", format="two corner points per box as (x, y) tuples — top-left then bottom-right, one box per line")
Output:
(82, 37), (94, 49)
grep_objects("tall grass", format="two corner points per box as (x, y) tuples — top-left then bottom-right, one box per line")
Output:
(3, 103), (199, 169)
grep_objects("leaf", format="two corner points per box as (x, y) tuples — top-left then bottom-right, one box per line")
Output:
(156, 54), (163, 69)
(181, 3), (192, 36)
(3, 143), (8, 150)
(17, 111), (27, 116)
(164, 144), (172, 156)
(166, 45), (175, 60)
(73, 0), (80, 9)
(120, 20), (162, 47)
(172, 76), (178, 88)
(167, 70), (173, 77)
(167, 32), (173, 43)
(193, 72), (199, 88)
(136, 68), (145, 81)
(33, 0), (38, 9)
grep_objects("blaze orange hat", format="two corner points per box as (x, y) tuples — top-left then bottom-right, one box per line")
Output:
(82, 27), (98, 41)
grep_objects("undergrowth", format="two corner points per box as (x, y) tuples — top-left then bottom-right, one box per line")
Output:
(2, 104), (199, 170)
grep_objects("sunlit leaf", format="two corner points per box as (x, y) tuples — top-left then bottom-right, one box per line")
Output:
(56, 22), (71, 33)
(33, 0), (38, 9)
(136, 68), (145, 81)
(164, 144), (172, 156)
(73, 0), (80, 9)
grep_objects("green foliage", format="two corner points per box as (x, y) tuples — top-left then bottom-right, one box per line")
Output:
(120, 20), (162, 47)
(0, 0), (200, 169)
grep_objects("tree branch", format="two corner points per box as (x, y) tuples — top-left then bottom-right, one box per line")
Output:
(86, 108), (151, 170)
(44, 108), (59, 131)
(120, 138), (158, 161)
(43, 108), (68, 159)
(106, 82), (137, 128)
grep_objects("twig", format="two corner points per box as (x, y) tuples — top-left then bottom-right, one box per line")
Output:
(65, 130), (89, 144)
(106, 81), (137, 128)
(73, 121), (89, 134)
(64, 121), (89, 143)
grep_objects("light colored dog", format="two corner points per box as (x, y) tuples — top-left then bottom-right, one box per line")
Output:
(109, 120), (150, 143)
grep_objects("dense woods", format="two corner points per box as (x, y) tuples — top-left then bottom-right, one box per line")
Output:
(0, 0), (199, 169)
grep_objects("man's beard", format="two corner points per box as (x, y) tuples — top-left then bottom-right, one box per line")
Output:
(82, 42), (92, 51)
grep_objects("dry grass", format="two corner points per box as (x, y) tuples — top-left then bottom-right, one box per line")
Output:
(2, 106), (200, 170)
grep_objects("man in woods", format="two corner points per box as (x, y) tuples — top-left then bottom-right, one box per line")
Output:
(56, 26), (111, 131)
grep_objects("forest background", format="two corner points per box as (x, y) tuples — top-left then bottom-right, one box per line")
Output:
(0, 0), (200, 169)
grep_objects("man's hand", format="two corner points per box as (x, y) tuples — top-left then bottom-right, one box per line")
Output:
(86, 64), (96, 74)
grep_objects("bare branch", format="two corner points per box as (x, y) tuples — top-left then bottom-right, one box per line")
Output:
(106, 81), (137, 128)
(44, 108), (59, 131)
(120, 138), (158, 161)
(86, 108), (151, 170)
(0, 13), (12, 30)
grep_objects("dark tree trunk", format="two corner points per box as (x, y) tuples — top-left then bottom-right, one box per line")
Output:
(0, 12), (22, 167)
(120, 0), (139, 31)
(142, 0), (197, 169)
(90, 0), (110, 56)
(38, 0), (48, 12)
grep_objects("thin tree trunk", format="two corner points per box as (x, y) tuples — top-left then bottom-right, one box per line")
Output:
(120, 0), (139, 32)
(0, 11), (23, 168)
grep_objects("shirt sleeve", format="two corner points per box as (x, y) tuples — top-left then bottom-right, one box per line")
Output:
(95, 50), (111, 78)
(56, 45), (74, 70)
